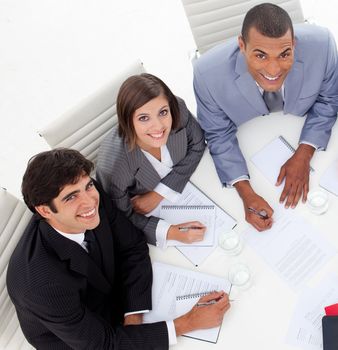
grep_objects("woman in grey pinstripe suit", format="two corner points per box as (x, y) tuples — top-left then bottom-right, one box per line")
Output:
(96, 73), (206, 248)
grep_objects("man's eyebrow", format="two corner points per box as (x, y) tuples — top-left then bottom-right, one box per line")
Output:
(61, 190), (79, 202)
(280, 47), (292, 55)
(253, 49), (267, 55)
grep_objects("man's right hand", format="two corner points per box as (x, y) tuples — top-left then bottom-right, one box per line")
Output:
(174, 291), (230, 336)
(234, 180), (274, 231)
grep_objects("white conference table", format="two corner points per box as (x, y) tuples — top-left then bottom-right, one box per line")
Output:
(148, 112), (338, 350)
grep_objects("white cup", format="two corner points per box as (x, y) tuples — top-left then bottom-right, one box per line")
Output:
(219, 230), (243, 256)
(228, 263), (252, 290)
(307, 189), (329, 215)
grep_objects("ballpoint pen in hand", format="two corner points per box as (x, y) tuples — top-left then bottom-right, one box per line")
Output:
(196, 300), (217, 307)
(178, 226), (205, 232)
(248, 207), (269, 219)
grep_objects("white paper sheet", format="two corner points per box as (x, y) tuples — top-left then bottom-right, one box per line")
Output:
(143, 262), (231, 343)
(148, 182), (237, 266)
(286, 275), (338, 350)
(320, 159), (338, 196)
(243, 207), (336, 290)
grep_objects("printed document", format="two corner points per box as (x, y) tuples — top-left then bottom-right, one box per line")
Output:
(243, 207), (336, 290)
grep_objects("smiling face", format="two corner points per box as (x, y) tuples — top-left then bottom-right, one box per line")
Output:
(132, 94), (172, 153)
(238, 26), (295, 92)
(36, 175), (100, 234)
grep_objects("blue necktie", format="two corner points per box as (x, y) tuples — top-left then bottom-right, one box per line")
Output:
(263, 90), (284, 112)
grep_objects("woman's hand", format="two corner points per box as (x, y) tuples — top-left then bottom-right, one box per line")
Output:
(167, 221), (206, 243)
(131, 191), (163, 214)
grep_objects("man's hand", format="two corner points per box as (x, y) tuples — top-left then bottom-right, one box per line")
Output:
(124, 313), (143, 326)
(131, 191), (163, 214)
(276, 144), (315, 208)
(174, 291), (230, 336)
(234, 181), (274, 231)
(167, 221), (206, 244)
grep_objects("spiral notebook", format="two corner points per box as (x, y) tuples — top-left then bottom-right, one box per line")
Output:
(160, 204), (216, 247)
(143, 262), (231, 344)
(320, 159), (338, 196)
(176, 292), (222, 343)
(251, 135), (314, 190)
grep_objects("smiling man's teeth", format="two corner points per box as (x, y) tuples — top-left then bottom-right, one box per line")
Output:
(264, 75), (279, 81)
(79, 208), (95, 217)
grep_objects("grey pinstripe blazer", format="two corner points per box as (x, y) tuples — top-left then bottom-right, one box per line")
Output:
(96, 98), (205, 245)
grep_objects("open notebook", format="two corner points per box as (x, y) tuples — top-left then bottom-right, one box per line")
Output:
(143, 262), (231, 343)
(320, 159), (338, 196)
(160, 204), (216, 247)
(251, 136), (314, 190)
(146, 182), (237, 266)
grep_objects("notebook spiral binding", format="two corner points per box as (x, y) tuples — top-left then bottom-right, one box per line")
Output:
(278, 135), (295, 153)
(176, 291), (212, 301)
(278, 135), (314, 172)
(161, 205), (214, 210)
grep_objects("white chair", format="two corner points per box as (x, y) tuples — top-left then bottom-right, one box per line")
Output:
(0, 188), (33, 350)
(181, 0), (305, 55)
(38, 60), (145, 165)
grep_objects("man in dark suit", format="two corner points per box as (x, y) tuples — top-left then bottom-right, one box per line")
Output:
(6, 148), (229, 349)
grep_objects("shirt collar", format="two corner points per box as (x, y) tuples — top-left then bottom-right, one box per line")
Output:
(52, 226), (85, 246)
(256, 82), (285, 99)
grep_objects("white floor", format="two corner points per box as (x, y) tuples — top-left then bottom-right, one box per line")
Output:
(0, 0), (337, 198)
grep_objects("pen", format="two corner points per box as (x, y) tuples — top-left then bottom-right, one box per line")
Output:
(196, 300), (217, 307)
(178, 226), (204, 232)
(248, 207), (269, 219)
(196, 298), (235, 307)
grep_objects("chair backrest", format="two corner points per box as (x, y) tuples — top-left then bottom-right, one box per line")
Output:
(38, 60), (145, 166)
(0, 188), (33, 350)
(181, 0), (305, 54)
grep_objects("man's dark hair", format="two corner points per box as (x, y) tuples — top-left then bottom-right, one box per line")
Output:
(241, 3), (294, 44)
(117, 73), (180, 148)
(22, 148), (94, 213)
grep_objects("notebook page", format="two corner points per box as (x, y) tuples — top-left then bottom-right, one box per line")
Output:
(160, 205), (215, 247)
(320, 159), (338, 196)
(176, 295), (220, 343)
(143, 261), (231, 338)
(250, 136), (294, 189)
(146, 181), (237, 265)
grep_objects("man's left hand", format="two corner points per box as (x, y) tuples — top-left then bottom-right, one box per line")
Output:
(276, 144), (315, 208)
(131, 191), (163, 214)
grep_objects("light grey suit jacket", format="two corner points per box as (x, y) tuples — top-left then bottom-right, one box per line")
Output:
(193, 24), (338, 185)
(96, 98), (205, 245)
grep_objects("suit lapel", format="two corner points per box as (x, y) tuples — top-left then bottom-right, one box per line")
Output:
(235, 52), (269, 115)
(93, 207), (115, 286)
(166, 129), (187, 165)
(124, 142), (161, 190)
(40, 221), (112, 294)
(284, 60), (304, 113)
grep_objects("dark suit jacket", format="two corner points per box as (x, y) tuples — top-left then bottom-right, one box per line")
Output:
(96, 97), (205, 245)
(6, 184), (168, 350)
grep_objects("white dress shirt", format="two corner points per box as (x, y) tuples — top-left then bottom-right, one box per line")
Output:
(141, 145), (181, 250)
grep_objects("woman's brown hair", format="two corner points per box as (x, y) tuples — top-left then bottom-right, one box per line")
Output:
(117, 73), (180, 147)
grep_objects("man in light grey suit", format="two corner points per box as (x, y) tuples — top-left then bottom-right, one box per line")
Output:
(194, 3), (338, 231)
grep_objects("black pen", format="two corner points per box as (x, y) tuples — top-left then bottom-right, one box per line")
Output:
(179, 226), (204, 232)
(248, 207), (269, 219)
